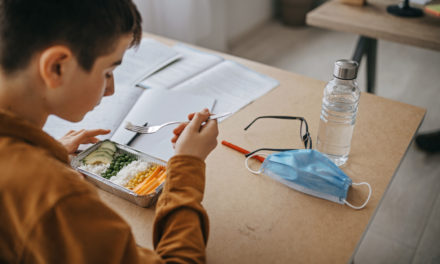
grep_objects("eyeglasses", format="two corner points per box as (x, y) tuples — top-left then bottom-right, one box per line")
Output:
(244, 115), (312, 157)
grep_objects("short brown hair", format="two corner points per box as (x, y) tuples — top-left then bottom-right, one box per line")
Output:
(0, 0), (142, 74)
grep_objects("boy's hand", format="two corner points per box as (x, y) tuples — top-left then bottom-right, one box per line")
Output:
(172, 109), (218, 161)
(58, 129), (110, 154)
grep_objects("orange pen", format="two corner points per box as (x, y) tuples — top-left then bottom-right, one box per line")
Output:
(221, 140), (265, 163)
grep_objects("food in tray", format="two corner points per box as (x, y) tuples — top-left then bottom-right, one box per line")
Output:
(132, 166), (166, 195)
(83, 141), (117, 165)
(102, 153), (137, 179)
(78, 141), (166, 195)
(110, 159), (152, 187)
(78, 163), (110, 176)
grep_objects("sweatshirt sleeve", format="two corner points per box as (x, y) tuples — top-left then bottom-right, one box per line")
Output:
(153, 155), (209, 264)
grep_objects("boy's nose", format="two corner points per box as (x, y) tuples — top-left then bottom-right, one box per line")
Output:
(104, 75), (115, 96)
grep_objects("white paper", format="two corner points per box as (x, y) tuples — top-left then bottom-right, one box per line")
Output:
(113, 38), (181, 86)
(43, 84), (144, 140)
(111, 89), (216, 161)
(139, 45), (278, 121)
(410, 0), (430, 5)
(172, 60), (279, 118)
(137, 44), (223, 90)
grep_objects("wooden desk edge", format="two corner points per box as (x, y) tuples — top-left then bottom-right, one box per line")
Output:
(348, 109), (426, 263)
(306, 1), (440, 52)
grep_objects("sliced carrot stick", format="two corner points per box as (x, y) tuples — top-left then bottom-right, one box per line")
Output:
(134, 168), (162, 193)
(134, 167), (165, 194)
(140, 171), (166, 195)
(145, 173), (167, 195)
(137, 170), (166, 195)
(133, 166), (163, 193)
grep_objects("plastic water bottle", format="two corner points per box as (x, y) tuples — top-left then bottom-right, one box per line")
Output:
(317, 59), (360, 166)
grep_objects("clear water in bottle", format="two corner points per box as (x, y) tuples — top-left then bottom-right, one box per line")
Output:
(317, 69), (360, 166)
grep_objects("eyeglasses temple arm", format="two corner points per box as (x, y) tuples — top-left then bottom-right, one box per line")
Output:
(244, 116), (305, 130)
(245, 148), (297, 157)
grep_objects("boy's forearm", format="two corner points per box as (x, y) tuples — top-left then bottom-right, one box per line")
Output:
(153, 155), (209, 263)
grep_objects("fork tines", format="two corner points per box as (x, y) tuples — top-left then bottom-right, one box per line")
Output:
(125, 121), (143, 133)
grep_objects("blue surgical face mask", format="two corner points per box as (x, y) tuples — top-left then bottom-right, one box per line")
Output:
(245, 149), (371, 209)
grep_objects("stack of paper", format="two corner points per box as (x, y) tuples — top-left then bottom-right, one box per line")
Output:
(138, 44), (279, 119)
(113, 38), (181, 86)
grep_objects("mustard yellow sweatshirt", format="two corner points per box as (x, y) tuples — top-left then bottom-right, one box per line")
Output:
(0, 110), (209, 263)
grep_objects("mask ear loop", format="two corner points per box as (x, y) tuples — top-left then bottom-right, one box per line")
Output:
(343, 182), (372, 210)
(245, 153), (269, 174)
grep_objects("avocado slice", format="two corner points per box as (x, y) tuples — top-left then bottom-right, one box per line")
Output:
(99, 141), (116, 152)
(93, 148), (114, 157)
(84, 151), (113, 165)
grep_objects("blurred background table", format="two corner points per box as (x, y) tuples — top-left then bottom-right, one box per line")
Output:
(307, 0), (440, 93)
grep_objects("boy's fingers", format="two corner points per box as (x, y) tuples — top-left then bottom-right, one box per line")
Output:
(187, 113), (195, 120)
(200, 119), (219, 137)
(173, 123), (187, 135)
(187, 107), (209, 121)
(82, 137), (100, 144)
(71, 129), (85, 136)
(188, 111), (210, 132)
(75, 129), (109, 142)
(81, 129), (111, 138)
(187, 108), (208, 120)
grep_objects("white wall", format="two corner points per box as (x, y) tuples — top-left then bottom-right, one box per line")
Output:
(133, 0), (272, 51)
(198, 0), (228, 51)
(226, 0), (273, 43)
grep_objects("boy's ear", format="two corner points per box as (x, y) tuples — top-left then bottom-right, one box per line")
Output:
(39, 46), (73, 89)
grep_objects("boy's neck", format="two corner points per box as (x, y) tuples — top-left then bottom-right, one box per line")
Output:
(0, 70), (48, 128)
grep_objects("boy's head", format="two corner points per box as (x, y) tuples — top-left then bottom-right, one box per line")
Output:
(0, 0), (141, 74)
(0, 0), (142, 123)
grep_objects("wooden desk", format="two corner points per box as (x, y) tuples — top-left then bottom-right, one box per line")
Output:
(306, 0), (440, 93)
(97, 35), (426, 263)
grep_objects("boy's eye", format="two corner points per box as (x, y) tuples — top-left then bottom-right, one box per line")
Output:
(105, 72), (113, 79)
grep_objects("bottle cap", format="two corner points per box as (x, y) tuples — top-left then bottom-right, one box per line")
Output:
(333, 59), (359, 80)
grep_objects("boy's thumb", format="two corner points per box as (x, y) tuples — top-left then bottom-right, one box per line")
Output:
(189, 112), (209, 131)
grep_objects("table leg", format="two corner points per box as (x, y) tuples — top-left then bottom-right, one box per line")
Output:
(366, 38), (377, 94)
(352, 36), (366, 62)
(352, 36), (377, 94)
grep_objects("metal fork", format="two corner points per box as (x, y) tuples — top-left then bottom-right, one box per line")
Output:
(125, 112), (232, 134)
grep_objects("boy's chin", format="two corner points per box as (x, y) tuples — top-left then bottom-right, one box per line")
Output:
(60, 113), (86, 123)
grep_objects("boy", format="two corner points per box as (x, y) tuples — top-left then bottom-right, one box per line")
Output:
(0, 0), (218, 263)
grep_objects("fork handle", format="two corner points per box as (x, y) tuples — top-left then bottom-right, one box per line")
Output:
(167, 112), (231, 126)
(163, 121), (182, 126)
